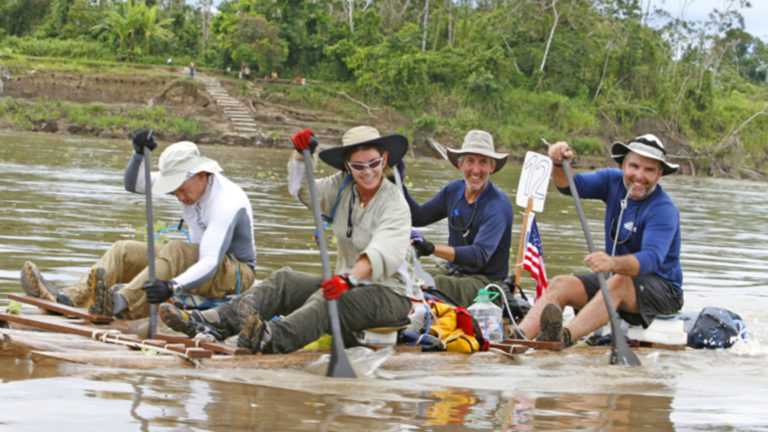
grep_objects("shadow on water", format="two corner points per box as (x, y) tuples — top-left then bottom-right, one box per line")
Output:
(1, 132), (768, 430)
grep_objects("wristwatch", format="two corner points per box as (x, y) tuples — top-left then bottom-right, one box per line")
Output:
(170, 281), (185, 296)
(345, 273), (359, 287)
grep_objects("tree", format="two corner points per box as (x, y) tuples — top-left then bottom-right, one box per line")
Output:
(90, 0), (173, 58)
(0, 0), (53, 36)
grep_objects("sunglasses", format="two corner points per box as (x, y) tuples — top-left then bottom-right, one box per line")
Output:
(609, 209), (637, 245)
(347, 157), (384, 172)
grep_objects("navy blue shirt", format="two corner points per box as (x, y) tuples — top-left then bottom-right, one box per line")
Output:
(405, 179), (514, 281)
(560, 168), (683, 290)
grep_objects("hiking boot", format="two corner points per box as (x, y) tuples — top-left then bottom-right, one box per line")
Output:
(158, 303), (223, 341)
(236, 294), (270, 353)
(87, 267), (110, 315)
(538, 303), (564, 343)
(20, 261), (62, 303)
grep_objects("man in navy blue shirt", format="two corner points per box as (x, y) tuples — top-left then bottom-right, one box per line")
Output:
(404, 130), (514, 307)
(518, 134), (684, 346)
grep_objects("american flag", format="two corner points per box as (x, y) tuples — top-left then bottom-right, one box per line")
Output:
(523, 216), (548, 299)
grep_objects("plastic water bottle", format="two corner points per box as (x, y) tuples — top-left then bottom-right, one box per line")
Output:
(468, 288), (504, 342)
(407, 302), (428, 333)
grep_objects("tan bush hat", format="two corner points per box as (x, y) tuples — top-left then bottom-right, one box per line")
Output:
(611, 134), (679, 176)
(446, 130), (508, 173)
(319, 126), (408, 171)
(152, 141), (222, 194)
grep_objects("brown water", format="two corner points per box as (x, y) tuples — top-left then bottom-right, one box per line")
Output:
(1, 132), (767, 430)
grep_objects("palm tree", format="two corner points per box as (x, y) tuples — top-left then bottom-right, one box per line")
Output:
(142, 4), (174, 55)
(92, 0), (173, 58)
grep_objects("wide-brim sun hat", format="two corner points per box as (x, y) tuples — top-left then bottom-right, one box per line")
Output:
(611, 133), (679, 176)
(446, 130), (508, 173)
(319, 126), (409, 171)
(152, 141), (223, 194)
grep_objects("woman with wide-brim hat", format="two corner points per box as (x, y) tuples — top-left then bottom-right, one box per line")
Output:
(159, 126), (423, 354)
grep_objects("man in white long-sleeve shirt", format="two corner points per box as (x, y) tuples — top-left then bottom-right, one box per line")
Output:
(20, 130), (256, 319)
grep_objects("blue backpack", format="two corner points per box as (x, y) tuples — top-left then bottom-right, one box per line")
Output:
(687, 307), (746, 349)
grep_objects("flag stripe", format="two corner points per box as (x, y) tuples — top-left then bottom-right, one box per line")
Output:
(522, 217), (548, 299)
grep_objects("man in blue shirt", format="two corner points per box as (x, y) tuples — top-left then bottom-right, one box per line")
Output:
(404, 130), (514, 307)
(517, 134), (684, 346)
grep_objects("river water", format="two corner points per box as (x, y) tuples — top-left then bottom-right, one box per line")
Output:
(1, 132), (767, 430)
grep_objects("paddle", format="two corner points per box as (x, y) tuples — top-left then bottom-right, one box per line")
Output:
(301, 148), (356, 378)
(561, 156), (641, 366)
(143, 144), (158, 338)
(391, 167), (437, 289)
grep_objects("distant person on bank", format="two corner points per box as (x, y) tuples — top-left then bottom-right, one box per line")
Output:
(20, 131), (256, 319)
(402, 130), (514, 308)
(516, 134), (683, 346)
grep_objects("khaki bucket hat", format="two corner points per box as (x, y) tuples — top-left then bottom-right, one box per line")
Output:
(446, 130), (508, 173)
(152, 141), (222, 194)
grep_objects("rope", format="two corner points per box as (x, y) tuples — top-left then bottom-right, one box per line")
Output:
(153, 226), (191, 242)
(89, 328), (202, 366)
(193, 333), (216, 344)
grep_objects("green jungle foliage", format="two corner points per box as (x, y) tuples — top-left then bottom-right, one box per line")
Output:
(1, 0), (766, 177)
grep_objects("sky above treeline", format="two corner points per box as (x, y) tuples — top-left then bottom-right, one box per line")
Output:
(652, 0), (767, 41)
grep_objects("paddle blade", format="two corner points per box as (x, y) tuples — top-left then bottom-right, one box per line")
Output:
(610, 343), (642, 366)
(325, 299), (356, 378)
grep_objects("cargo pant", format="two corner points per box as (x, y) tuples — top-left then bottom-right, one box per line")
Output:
(215, 266), (412, 353)
(427, 266), (503, 308)
(62, 239), (255, 319)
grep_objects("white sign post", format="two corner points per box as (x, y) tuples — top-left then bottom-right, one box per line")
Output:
(513, 151), (553, 291)
(516, 151), (553, 212)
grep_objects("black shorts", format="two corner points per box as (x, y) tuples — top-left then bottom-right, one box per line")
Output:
(576, 273), (684, 328)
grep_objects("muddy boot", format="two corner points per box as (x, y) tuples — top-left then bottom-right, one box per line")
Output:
(538, 303), (573, 347)
(87, 267), (109, 315)
(20, 261), (70, 305)
(158, 303), (223, 340)
(236, 294), (271, 354)
(538, 303), (563, 342)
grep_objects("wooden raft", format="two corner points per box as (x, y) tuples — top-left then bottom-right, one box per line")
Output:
(2, 294), (250, 361)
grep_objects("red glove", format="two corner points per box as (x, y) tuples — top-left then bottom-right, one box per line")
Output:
(321, 274), (350, 300)
(292, 129), (317, 154)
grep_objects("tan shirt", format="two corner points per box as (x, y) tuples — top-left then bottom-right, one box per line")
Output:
(288, 157), (421, 300)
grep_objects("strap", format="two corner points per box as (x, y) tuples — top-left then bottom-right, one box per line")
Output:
(313, 174), (353, 241)
(226, 253), (242, 296)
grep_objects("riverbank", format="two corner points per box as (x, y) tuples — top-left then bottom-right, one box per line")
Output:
(0, 59), (764, 179)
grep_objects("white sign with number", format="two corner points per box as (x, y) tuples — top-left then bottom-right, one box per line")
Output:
(516, 151), (552, 212)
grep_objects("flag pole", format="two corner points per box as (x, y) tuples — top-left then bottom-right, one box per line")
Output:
(513, 197), (535, 292)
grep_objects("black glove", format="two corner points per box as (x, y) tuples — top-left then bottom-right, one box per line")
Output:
(411, 230), (435, 257)
(132, 129), (158, 154)
(142, 279), (173, 304)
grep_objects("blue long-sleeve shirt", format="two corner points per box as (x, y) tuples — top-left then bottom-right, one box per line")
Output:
(559, 168), (683, 290)
(405, 179), (514, 281)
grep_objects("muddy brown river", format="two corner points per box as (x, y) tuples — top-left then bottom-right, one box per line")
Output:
(1, 132), (767, 430)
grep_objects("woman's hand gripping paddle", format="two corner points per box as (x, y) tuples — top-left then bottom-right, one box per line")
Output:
(301, 144), (356, 378)
(143, 144), (158, 338)
(560, 152), (641, 366)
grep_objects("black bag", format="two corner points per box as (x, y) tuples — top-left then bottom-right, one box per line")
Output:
(687, 307), (745, 349)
